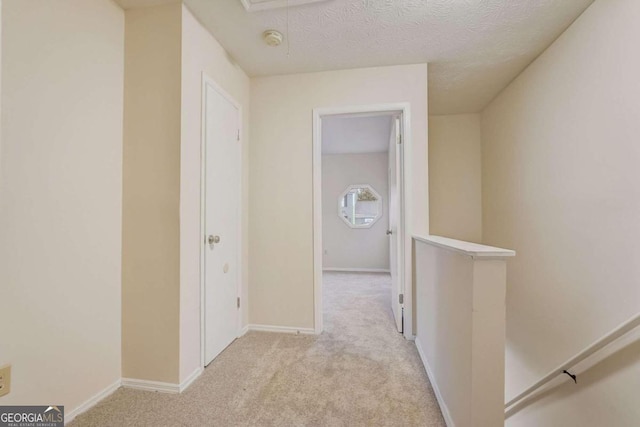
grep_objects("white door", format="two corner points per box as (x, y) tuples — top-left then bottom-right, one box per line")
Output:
(203, 81), (241, 366)
(388, 116), (403, 332)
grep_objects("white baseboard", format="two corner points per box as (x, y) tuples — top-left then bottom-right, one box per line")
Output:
(239, 324), (249, 337)
(121, 377), (180, 394)
(67, 368), (202, 423)
(65, 379), (121, 425)
(179, 367), (203, 392)
(415, 337), (455, 427)
(323, 268), (390, 273)
(248, 324), (316, 335)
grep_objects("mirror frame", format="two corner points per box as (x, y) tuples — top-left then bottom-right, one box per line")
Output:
(337, 184), (383, 229)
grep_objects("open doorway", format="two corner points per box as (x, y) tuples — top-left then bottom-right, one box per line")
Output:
(312, 105), (408, 337)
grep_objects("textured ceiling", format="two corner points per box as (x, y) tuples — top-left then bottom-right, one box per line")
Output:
(119, 0), (595, 114)
(322, 115), (393, 155)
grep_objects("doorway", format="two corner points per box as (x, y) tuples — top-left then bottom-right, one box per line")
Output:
(200, 75), (242, 367)
(312, 104), (410, 337)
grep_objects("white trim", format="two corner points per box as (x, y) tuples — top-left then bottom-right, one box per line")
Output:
(64, 369), (203, 424)
(64, 379), (121, 425)
(415, 338), (455, 427)
(312, 111), (323, 335)
(399, 106), (413, 339)
(414, 235), (515, 260)
(120, 367), (203, 395)
(121, 378), (180, 394)
(200, 72), (244, 369)
(239, 324), (249, 337)
(313, 103), (411, 338)
(179, 367), (203, 393)
(323, 268), (390, 273)
(337, 184), (383, 229)
(248, 324), (316, 335)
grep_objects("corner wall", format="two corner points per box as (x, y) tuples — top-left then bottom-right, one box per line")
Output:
(481, 0), (640, 424)
(0, 0), (124, 411)
(428, 114), (482, 242)
(122, 2), (182, 383)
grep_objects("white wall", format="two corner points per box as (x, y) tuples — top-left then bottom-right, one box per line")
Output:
(507, 340), (640, 426)
(0, 0), (123, 412)
(429, 114), (482, 243)
(414, 237), (510, 427)
(481, 0), (640, 424)
(180, 4), (251, 382)
(250, 64), (428, 329)
(322, 153), (389, 271)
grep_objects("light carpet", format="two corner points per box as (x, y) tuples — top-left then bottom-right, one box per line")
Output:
(70, 272), (445, 426)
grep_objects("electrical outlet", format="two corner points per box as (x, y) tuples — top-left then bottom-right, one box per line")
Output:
(0, 364), (11, 397)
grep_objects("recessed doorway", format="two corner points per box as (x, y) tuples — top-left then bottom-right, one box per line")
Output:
(312, 104), (411, 337)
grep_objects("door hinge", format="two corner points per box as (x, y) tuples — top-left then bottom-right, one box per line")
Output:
(397, 133), (402, 145)
(237, 129), (240, 141)
(399, 293), (404, 304)
(237, 297), (240, 309)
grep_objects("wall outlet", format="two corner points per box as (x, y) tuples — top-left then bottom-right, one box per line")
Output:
(0, 364), (11, 397)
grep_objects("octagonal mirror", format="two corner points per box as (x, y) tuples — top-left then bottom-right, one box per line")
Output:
(338, 184), (382, 228)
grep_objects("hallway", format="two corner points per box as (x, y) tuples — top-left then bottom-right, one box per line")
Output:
(71, 272), (444, 426)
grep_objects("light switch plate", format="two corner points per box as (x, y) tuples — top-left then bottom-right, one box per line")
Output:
(0, 364), (11, 397)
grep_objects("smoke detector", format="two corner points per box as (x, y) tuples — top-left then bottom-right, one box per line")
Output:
(263, 30), (283, 47)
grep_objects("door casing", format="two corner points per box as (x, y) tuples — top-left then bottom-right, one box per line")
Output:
(312, 103), (413, 339)
(199, 72), (244, 369)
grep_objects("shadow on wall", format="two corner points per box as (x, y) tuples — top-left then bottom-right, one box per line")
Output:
(507, 337), (640, 425)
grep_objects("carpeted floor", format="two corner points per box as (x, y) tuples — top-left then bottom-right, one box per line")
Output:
(70, 272), (445, 426)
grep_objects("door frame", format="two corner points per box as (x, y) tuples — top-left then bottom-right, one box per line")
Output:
(312, 103), (413, 339)
(200, 72), (244, 368)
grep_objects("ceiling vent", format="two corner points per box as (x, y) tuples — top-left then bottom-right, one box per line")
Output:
(240, 0), (329, 12)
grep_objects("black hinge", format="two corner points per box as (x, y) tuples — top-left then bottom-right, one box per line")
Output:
(237, 297), (240, 309)
(399, 294), (404, 304)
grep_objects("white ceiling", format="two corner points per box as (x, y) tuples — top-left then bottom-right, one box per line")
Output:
(322, 115), (393, 155)
(116, 0), (594, 114)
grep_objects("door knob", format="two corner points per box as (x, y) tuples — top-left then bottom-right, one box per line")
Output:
(208, 235), (221, 244)
(386, 230), (393, 235)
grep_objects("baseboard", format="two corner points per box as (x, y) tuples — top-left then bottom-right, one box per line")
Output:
(64, 379), (121, 425)
(248, 324), (315, 335)
(323, 268), (390, 273)
(179, 367), (203, 392)
(239, 324), (249, 337)
(121, 377), (180, 394)
(415, 337), (455, 427)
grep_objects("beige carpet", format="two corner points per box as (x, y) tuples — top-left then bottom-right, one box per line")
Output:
(70, 272), (445, 426)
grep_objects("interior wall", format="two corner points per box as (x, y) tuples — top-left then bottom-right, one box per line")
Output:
(322, 152), (390, 271)
(250, 64), (428, 329)
(481, 0), (640, 424)
(507, 339), (640, 426)
(122, 2), (182, 383)
(429, 114), (482, 243)
(179, 4), (251, 382)
(0, 0), (123, 411)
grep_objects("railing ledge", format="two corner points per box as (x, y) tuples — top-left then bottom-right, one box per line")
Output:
(413, 234), (516, 259)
